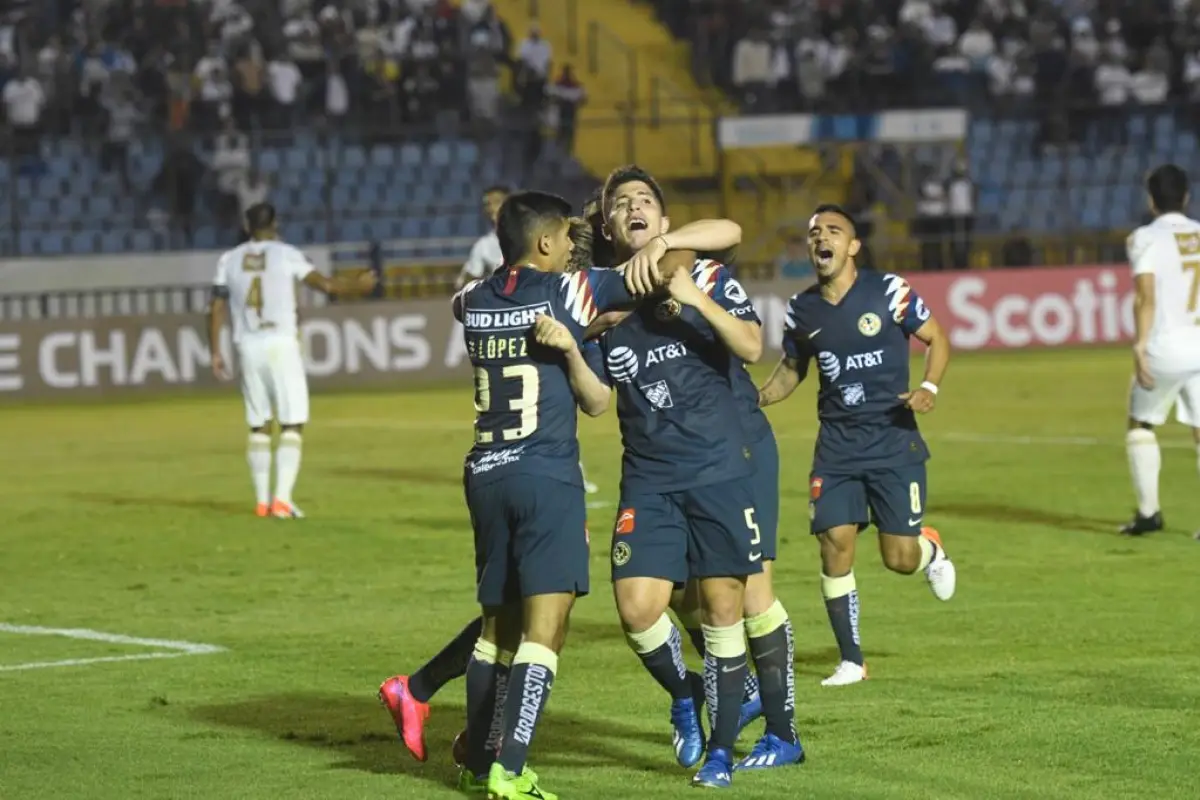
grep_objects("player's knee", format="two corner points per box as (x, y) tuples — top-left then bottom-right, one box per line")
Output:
(280, 423), (304, 435)
(523, 595), (573, 652)
(879, 537), (920, 574)
(1128, 417), (1154, 432)
(742, 569), (776, 618)
(614, 579), (671, 632)
(817, 530), (856, 574)
(698, 577), (745, 628)
(249, 425), (270, 436)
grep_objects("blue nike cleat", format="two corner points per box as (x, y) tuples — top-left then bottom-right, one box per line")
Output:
(671, 696), (706, 768)
(735, 732), (806, 771)
(692, 747), (734, 788)
(737, 691), (763, 736)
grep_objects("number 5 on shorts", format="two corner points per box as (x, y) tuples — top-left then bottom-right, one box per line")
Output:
(744, 508), (762, 562)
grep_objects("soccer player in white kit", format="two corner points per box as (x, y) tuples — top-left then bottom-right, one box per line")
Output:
(1122, 164), (1200, 537)
(208, 203), (375, 518)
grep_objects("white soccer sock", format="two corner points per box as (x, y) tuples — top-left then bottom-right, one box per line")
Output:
(247, 433), (272, 506)
(1125, 428), (1161, 517)
(274, 431), (303, 505)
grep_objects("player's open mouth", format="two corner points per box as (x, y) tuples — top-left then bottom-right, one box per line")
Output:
(814, 246), (834, 265)
(629, 217), (648, 232)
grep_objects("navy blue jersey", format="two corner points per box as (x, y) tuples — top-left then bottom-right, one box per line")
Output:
(782, 269), (930, 470)
(455, 266), (632, 486)
(592, 260), (755, 494)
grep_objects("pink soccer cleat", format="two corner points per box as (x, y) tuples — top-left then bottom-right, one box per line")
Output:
(379, 675), (430, 761)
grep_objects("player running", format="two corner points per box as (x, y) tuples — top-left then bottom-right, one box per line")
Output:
(589, 165), (801, 789)
(208, 202), (375, 518)
(1120, 164), (1200, 538)
(378, 208), (751, 769)
(758, 204), (956, 687)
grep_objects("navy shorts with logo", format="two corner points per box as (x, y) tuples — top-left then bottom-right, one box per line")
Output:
(749, 433), (780, 561)
(466, 473), (590, 606)
(808, 463), (927, 537)
(611, 477), (765, 583)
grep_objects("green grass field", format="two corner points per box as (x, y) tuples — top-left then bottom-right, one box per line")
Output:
(2, 346), (1198, 800)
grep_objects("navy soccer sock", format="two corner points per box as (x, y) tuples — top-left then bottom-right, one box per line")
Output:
(463, 638), (499, 776)
(822, 571), (864, 665)
(409, 616), (483, 703)
(495, 642), (557, 775)
(746, 601), (797, 743)
(627, 614), (692, 701)
(702, 621), (748, 752)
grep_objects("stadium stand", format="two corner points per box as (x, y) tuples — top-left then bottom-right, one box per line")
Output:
(0, 0), (594, 258)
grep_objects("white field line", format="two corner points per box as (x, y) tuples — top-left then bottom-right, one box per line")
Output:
(0, 624), (226, 673)
(327, 418), (1197, 450)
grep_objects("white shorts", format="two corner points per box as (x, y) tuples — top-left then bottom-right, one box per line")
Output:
(1128, 351), (1200, 428)
(237, 334), (309, 428)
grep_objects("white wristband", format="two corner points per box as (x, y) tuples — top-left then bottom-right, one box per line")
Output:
(920, 381), (939, 395)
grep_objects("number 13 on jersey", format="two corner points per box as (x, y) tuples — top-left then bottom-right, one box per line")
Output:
(474, 365), (540, 444)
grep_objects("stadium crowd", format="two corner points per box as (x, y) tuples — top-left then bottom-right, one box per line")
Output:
(652, 0), (1191, 117)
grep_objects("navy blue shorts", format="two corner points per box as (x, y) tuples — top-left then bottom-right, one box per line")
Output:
(808, 463), (927, 537)
(611, 477), (765, 583)
(749, 433), (779, 561)
(465, 474), (590, 606)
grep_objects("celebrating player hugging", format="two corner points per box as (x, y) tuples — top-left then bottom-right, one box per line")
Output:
(758, 204), (957, 687)
(585, 166), (803, 789)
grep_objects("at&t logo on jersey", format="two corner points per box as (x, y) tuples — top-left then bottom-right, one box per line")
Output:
(607, 346), (640, 382)
(817, 351), (841, 381)
(463, 302), (553, 332)
(845, 349), (884, 370)
(646, 342), (688, 366)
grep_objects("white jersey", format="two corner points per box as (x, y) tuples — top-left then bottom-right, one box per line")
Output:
(1127, 212), (1200, 347)
(214, 239), (315, 344)
(461, 230), (504, 280)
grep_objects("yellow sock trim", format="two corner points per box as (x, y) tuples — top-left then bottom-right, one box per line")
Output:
(497, 649), (515, 668)
(473, 638), (498, 664)
(821, 571), (856, 599)
(702, 622), (747, 659)
(512, 641), (558, 673)
(918, 536), (935, 571)
(625, 613), (674, 655)
(745, 600), (788, 639)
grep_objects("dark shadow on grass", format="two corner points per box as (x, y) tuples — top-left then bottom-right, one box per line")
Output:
(191, 692), (683, 790)
(328, 466), (462, 487)
(935, 500), (1115, 534)
(70, 491), (245, 516)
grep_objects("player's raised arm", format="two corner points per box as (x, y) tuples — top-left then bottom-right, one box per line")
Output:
(533, 314), (611, 416)
(888, 276), (950, 414)
(665, 264), (764, 362)
(618, 219), (744, 294)
(301, 265), (378, 298)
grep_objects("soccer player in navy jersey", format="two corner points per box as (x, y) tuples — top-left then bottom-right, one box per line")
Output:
(378, 200), (751, 776)
(588, 165), (803, 788)
(758, 204), (957, 688)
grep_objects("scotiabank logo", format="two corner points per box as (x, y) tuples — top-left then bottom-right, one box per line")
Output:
(910, 266), (1135, 350)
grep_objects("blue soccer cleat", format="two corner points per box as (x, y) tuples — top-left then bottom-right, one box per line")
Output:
(737, 691), (763, 736)
(735, 732), (806, 771)
(692, 747), (735, 788)
(671, 696), (706, 768)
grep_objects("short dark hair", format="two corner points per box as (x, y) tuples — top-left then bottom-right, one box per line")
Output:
(579, 189), (617, 267)
(1147, 164), (1189, 213)
(602, 164), (667, 216)
(496, 190), (572, 265)
(810, 203), (857, 234)
(483, 184), (511, 198)
(244, 202), (276, 233)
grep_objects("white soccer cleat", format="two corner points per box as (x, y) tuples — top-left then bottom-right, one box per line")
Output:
(921, 527), (956, 601)
(584, 479), (600, 494)
(821, 661), (867, 687)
